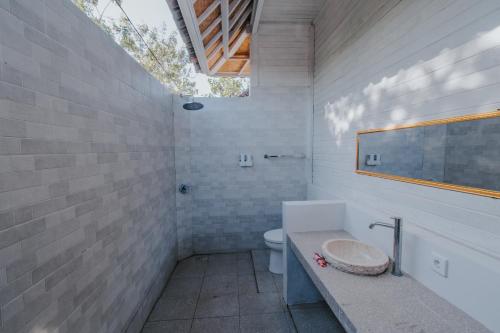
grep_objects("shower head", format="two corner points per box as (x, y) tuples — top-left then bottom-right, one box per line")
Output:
(182, 101), (204, 111)
(181, 95), (204, 111)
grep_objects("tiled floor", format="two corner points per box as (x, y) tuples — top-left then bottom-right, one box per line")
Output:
(141, 250), (345, 333)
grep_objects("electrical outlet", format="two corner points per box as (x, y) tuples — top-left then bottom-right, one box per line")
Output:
(239, 153), (253, 167)
(431, 252), (448, 277)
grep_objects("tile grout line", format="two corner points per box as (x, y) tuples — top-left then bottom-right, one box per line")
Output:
(237, 251), (248, 332)
(188, 255), (207, 332)
(249, 250), (260, 293)
(286, 304), (300, 333)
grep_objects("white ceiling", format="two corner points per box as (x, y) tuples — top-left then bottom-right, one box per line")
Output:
(260, 0), (327, 23)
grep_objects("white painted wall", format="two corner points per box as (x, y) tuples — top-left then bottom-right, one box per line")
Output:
(310, 0), (500, 331)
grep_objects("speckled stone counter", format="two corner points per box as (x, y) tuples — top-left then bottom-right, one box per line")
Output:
(288, 231), (491, 333)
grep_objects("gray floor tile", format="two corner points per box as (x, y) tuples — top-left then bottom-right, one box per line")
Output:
(288, 301), (328, 310)
(239, 292), (284, 315)
(172, 256), (208, 278)
(237, 258), (254, 275)
(209, 253), (238, 265)
(191, 316), (239, 333)
(194, 294), (239, 318)
(238, 252), (251, 261)
(290, 307), (345, 333)
(272, 274), (283, 293)
(251, 250), (269, 272)
(238, 275), (258, 295)
(240, 312), (295, 333)
(141, 252), (321, 333)
(205, 262), (238, 276)
(256, 271), (277, 293)
(201, 274), (238, 296)
(148, 296), (197, 321)
(161, 277), (203, 298)
(142, 319), (192, 333)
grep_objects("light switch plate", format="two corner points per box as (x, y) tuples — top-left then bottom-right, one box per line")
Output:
(431, 252), (448, 277)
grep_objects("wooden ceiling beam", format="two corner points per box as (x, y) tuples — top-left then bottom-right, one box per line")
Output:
(238, 59), (249, 75)
(199, 0), (247, 41)
(207, 45), (249, 62)
(210, 27), (249, 74)
(207, 42), (223, 60)
(205, 31), (223, 51)
(201, 17), (221, 39)
(177, 0), (211, 73)
(178, 0), (253, 77)
(230, 0), (251, 30)
(229, 0), (243, 15)
(197, 0), (221, 24)
(250, 0), (264, 34)
(231, 54), (249, 60)
(221, 0), (229, 58)
(230, 6), (251, 36)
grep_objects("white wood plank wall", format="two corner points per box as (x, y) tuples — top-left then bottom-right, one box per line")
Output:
(311, 0), (500, 330)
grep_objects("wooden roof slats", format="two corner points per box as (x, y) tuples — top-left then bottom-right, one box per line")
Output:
(199, 6), (221, 32)
(207, 42), (224, 60)
(172, 0), (263, 77)
(229, 0), (244, 15)
(210, 27), (249, 74)
(205, 31), (223, 51)
(231, 6), (251, 36)
(201, 17), (222, 39)
(229, 0), (251, 30)
(197, 0), (221, 24)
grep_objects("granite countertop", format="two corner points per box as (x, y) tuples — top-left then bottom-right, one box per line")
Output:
(288, 231), (491, 333)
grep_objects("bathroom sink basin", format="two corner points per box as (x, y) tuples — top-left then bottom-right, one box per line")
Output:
(321, 239), (389, 276)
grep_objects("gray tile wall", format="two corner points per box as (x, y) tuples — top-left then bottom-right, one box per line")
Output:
(444, 117), (500, 191)
(175, 23), (313, 253)
(174, 101), (193, 260)
(0, 1), (177, 332)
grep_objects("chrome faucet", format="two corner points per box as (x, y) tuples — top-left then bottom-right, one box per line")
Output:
(369, 217), (403, 276)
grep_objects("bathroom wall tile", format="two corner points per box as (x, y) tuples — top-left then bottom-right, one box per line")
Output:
(0, 1), (177, 332)
(175, 23), (312, 254)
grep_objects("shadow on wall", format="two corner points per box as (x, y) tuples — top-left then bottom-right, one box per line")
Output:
(323, 21), (500, 145)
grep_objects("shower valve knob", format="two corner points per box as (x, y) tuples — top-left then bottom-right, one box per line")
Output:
(178, 184), (191, 194)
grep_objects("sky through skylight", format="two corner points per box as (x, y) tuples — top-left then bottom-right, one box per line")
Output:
(96, 0), (212, 96)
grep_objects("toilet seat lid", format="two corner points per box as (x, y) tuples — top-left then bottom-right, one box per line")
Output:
(264, 228), (283, 244)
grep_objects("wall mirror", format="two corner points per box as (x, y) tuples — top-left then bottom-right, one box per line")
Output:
(356, 110), (500, 199)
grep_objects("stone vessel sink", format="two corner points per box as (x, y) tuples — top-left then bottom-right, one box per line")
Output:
(321, 239), (389, 276)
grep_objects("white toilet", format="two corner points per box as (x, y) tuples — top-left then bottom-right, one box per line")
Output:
(263, 228), (284, 274)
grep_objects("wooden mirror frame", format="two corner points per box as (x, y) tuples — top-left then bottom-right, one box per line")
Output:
(355, 110), (500, 199)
